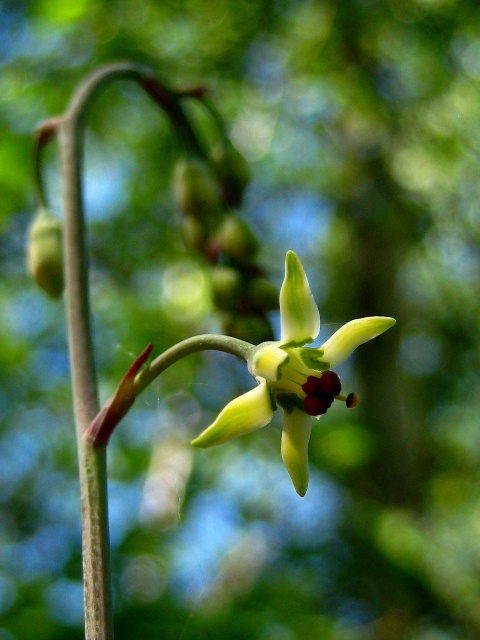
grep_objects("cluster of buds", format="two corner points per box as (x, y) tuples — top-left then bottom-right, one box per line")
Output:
(172, 141), (278, 344)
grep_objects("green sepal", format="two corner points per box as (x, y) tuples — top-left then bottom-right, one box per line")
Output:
(320, 316), (396, 369)
(250, 342), (289, 382)
(281, 409), (312, 497)
(276, 393), (304, 414)
(279, 251), (320, 345)
(265, 382), (278, 413)
(297, 347), (330, 372)
(276, 352), (291, 380)
(279, 338), (312, 350)
(190, 379), (274, 448)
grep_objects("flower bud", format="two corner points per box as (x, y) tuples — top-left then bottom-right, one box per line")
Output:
(222, 312), (274, 343)
(172, 158), (221, 219)
(209, 214), (259, 264)
(212, 143), (250, 208)
(27, 208), (63, 299)
(181, 215), (206, 252)
(247, 278), (279, 312)
(210, 265), (242, 310)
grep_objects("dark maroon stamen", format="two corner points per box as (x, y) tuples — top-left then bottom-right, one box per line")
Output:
(302, 372), (341, 398)
(302, 372), (342, 416)
(319, 371), (341, 397)
(304, 395), (332, 416)
(346, 392), (360, 408)
(302, 375), (323, 396)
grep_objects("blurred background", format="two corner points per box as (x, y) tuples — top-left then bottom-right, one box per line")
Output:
(2, 0), (480, 638)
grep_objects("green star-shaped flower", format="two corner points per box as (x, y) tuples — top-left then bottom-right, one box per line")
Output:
(191, 250), (395, 496)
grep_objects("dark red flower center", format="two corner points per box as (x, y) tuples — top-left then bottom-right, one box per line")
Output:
(302, 371), (341, 416)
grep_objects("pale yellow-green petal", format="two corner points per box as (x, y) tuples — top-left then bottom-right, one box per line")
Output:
(191, 380), (274, 448)
(281, 408), (312, 497)
(320, 316), (396, 368)
(280, 250), (320, 346)
(250, 343), (288, 381)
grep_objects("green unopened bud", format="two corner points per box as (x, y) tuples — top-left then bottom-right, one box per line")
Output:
(27, 208), (63, 299)
(172, 158), (221, 219)
(210, 266), (242, 310)
(248, 278), (279, 312)
(181, 215), (206, 252)
(222, 312), (275, 344)
(212, 143), (251, 208)
(209, 214), (259, 264)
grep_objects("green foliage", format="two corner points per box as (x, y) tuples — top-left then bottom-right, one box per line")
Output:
(2, 0), (480, 638)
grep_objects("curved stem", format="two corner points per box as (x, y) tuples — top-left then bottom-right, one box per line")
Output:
(135, 334), (254, 397)
(33, 118), (60, 208)
(61, 61), (214, 434)
(58, 62), (210, 640)
(33, 141), (47, 208)
(193, 94), (230, 145)
(85, 336), (253, 447)
(60, 98), (111, 640)
(65, 61), (206, 157)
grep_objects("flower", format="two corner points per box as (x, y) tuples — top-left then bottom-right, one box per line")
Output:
(191, 251), (396, 496)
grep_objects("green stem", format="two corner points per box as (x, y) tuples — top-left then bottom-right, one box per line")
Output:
(60, 93), (112, 640)
(135, 334), (254, 397)
(33, 118), (60, 209)
(33, 140), (47, 208)
(65, 62), (205, 157)
(58, 62), (209, 640)
(194, 94), (231, 145)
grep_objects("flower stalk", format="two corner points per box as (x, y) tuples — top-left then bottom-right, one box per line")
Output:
(53, 62), (214, 640)
(45, 61), (264, 639)
(59, 76), (111, 640)
(86, 336), (253, 448)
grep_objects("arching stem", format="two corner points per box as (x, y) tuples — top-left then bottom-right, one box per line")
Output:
(135, 334), (253, 396)
(84, 335), (254, 448)
(57, 62), (208, 640)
